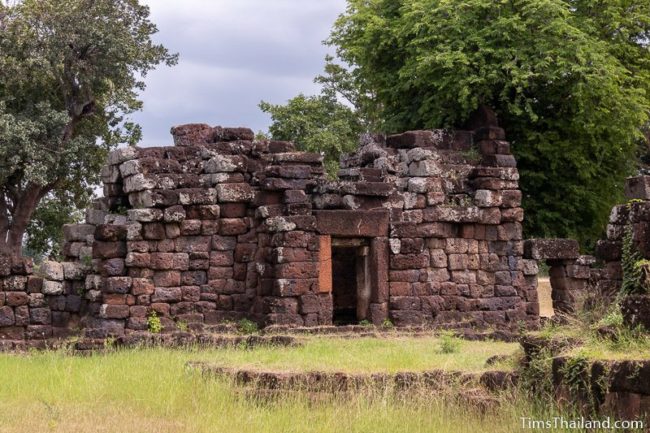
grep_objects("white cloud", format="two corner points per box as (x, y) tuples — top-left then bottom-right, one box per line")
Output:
(133, 0), (347, 146)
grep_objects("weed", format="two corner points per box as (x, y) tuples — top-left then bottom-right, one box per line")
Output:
(438, 331), (461, 354)
(621, 224), (645, 295)
(358, 319), (372, 327)
(381, 319), (395, 329)
(176, 321), (189, 332)
(597, 305), (623, 328)
(237, 318), (258, 335)
(147, 311), (162, 334)
(104, 337), (117, 350)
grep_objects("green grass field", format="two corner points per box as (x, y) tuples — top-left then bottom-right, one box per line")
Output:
(0, 336), (633, 433)
(194, 335), (519, 373)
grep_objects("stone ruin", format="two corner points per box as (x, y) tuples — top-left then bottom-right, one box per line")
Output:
(0, 121), (648, 345)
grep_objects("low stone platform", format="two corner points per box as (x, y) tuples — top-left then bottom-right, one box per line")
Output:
(262, 325), (520, 342)
(190, 362), (518, 394)
(553, 357), (650, 420)
(0, 332), (299, 354)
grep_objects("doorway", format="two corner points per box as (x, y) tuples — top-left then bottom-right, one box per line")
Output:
(331, 239), (370, 324)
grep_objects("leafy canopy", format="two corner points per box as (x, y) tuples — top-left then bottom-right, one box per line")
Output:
(260, 93), (363, 177)
(327, 0), (650, 246)
(0, 0), (177, 257)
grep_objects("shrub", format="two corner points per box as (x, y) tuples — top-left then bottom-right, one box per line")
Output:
(147, 311), (162, 334)
(438, 331), (461, 354)
(237, 319), (258, 335)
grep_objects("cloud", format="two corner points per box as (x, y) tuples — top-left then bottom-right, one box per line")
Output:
(132, 0), (347, 146)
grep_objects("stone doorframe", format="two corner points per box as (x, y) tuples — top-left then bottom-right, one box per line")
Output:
(314, 210), (390, 324)
(524, 239), (593, 315)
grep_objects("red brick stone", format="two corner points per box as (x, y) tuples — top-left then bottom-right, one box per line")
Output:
(275, 262), (319, 279)
(153, 271), (181, 287)
(219, 218), (249, 235)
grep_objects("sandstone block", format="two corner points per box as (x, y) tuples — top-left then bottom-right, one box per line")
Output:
(63, 224), (95, 242)
(216, 183), (254, 203)
(42, 281), (64, 295)
(40, 261), (63, 281)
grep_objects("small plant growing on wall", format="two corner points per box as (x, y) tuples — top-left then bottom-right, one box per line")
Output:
(237, 318), (258, 335)
(176, 321), (189, 332)
(621, 224), (650, 295)
(381, 319), (394, 329)
(147, 311), (162, 334)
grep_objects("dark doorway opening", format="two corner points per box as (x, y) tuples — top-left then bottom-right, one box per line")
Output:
(331, 239), (371, 325)
(332, 246), (358, 324)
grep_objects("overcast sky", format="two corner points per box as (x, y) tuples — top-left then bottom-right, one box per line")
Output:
(133, 0), (347, 147)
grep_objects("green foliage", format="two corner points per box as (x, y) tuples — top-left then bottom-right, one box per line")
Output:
(23, 192), (86, 260)
(358, 319), (372, 327)
(519, 346), (555, 399)
(0, 0), (176, 256)
(236, 318), (258, 335)
(598, 305), (624, 328)
(438, 331), (461, 354)
(147, 311), (162, 334)
(381, 318), (395, 329)
(259, 93), (363, 177)
(327, 0), (650, 246)
(621, 224), (646, 295)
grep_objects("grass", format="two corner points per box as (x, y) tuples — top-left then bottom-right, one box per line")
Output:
(197, 336), (518, 373)
(0, 332), (644, 433)
(0, 343), (618, 433)
(531, 301), (650, 362)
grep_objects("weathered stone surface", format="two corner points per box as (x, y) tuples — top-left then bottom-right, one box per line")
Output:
(40, 261), (64, 281)
(625, 176), (650, 200)
(42, 281), (64, 295)
(524, 239), (580, 260)
(216, 183), (254, 203)
(63, 224), (95, 242)
(315, 210), (389, 237)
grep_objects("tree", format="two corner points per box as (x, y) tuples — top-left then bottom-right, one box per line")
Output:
(260, 92), (363, 176)
(326, 0), (650, 247)
(0, 0), (177, 257)
(24, 191), (86, 260)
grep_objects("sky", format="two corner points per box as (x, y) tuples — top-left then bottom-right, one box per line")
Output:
(134, 0), (348, 147)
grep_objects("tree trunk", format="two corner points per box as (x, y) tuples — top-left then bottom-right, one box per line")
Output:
(0, 183), (45, 258)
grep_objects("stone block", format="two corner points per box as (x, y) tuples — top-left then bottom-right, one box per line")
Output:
(151, 287), (183, 303)
(103, 277), (132, 294)
(625, 176), (650, 200)
(40, 261), (64, 281)
(100, 304), (130, 319)
(386, 130), (444, 148)
(178, 188), (217, 205)
(219, 219), (249, 236)
(315, 210), (389, 237)
(408, 160), (442, 177)
(63, 224), (95, 242)
(42, 281), (64, 295)
(523, 239), (580, 260)
(164, 205), (186, 222)
(216, 183), (254, 203)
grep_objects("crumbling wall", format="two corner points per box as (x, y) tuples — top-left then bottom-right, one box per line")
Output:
(2, 122), (547, 341)
(312, 126), (539, 329)
(0, 253), (86, 348)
